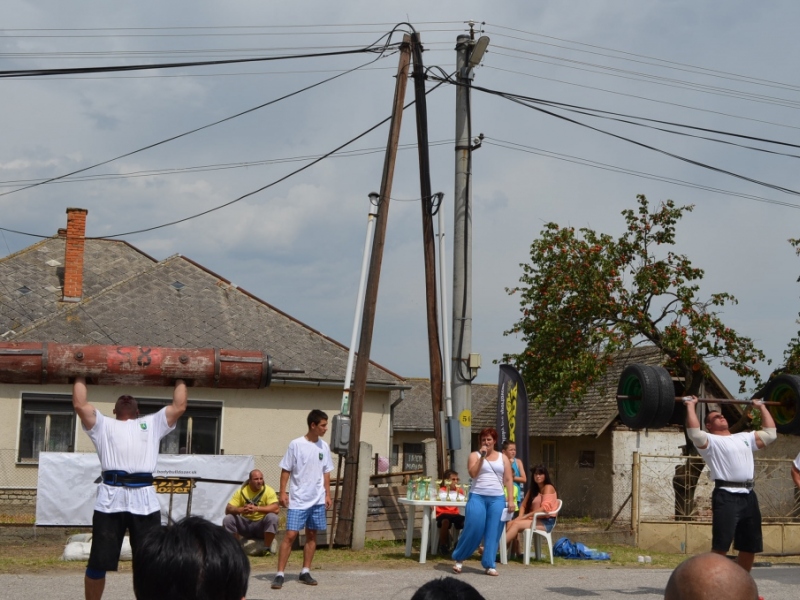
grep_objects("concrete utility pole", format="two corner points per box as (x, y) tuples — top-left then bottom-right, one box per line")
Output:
(451, 29), (488, 478)
(334, 35), (411, 547)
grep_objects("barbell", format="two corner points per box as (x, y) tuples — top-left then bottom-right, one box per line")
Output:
(616, 363), (800, 434)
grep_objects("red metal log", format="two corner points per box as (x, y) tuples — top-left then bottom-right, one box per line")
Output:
(0, 342), (272, 388)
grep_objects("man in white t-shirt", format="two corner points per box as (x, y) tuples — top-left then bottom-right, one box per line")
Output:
(73, 376), (187, 600)
(271, 409), (334, 590)
(684, 395), (776, 572)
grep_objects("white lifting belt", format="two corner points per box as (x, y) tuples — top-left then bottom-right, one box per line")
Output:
(756, 427), (777, 446)
(686, 427), (708, 448)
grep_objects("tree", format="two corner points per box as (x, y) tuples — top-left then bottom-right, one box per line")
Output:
(502, 194), (765, 413)
(779, 238), (800, 374)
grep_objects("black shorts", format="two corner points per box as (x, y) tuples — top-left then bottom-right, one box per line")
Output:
(88, 510), (161, 572)
(436, 513), (465, 529)
(711, 489), (762, 554)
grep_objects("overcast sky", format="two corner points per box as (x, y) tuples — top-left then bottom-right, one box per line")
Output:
(2, 1), (799, 396)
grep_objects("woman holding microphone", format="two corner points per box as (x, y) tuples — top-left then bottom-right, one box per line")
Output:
(451, 427), (515, 576)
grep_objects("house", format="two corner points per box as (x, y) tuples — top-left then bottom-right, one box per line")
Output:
(0, 208), (408, 514)
(389, 378), (496, 472)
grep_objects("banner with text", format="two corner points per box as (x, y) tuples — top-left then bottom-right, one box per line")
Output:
(36, 453), (254, 526)
(496, 365), (530, 499)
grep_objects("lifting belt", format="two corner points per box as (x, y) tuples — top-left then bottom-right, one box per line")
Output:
(101, 470), (155, 488)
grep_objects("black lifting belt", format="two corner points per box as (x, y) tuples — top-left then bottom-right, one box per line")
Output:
(101, 470), (155, 488)
(715, 479), (754, 490)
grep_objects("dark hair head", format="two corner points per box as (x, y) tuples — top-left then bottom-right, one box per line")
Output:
(307, 409), (328, 427)
(411, 577), (486, 600)
(477, 428), (498, 445)
(524, 464), (556, 514)
(443, 469), (458, 480)
(501, 440), (516, 451)
(133, 516), (250, 600)
(114, 395), (139, 419)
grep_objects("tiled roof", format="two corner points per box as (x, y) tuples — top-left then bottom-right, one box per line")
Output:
(393, 378), (497, 431)
(2, 238), (402, 386)
(0, 237), (155, 337)
(472, 346), (667, 436)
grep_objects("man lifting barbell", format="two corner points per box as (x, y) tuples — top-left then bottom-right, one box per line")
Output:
(683, 394), (776, 572)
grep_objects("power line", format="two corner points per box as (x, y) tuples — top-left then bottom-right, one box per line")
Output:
(485, 23), (800, 93)
(0, 78), (449, 240)
(483, 137), (800, 210)
(0, 40), (399, 78)
(430, 73), (800, 198)
(0, 49), (396, 199)
(489, 45), (800, 110)
(484, 64), (800, 132)
(0, 140), (452, 188)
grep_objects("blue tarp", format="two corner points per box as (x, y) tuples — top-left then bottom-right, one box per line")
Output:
(553, 537), (611, 560)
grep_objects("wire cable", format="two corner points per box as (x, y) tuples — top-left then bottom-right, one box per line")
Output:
(0, 43), (399, 200)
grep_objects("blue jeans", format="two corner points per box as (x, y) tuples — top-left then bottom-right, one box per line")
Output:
(451, 493), (506, 569)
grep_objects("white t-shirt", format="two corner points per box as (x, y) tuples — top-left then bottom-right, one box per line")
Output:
(697, 431), (758, 494)
(279, 435), (334, 510)
(794, 452), (800, 472)
(84, 408), (175, 515)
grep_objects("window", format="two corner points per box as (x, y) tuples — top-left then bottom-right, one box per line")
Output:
(542, 441), (557, 480)
(579, 450), (595, 468)
(139, 401), (222, 455)
(19, 394), (76, 463)
(391, 444), (399, 467)
(402, 443), (424, 471)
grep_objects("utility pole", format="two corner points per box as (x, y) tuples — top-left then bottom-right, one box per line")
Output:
(410, 32), (445, 478)
(334, 35), (411, 547)
(451, 28), (489, 477)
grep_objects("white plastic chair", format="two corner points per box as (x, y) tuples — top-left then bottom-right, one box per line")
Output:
(522, 499), (563, 565)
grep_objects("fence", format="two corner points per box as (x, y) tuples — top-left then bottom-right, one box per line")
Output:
(635, 453), (800, 523)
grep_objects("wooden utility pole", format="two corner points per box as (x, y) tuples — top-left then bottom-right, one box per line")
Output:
(410, 33), (445, 477)
(334, 35), (411, 547)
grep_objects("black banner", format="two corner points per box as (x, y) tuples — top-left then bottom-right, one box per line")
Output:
(496, 365), (530, 500)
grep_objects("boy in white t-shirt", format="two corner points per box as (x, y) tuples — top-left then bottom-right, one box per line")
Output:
(271, 409), (334, 590)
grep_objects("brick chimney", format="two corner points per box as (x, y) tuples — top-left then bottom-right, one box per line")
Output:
(62, 207), (88, 302)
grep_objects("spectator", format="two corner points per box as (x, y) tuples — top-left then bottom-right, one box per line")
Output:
(411, 576), (485, 600)
(436, 469), (465, 554)
(223, 469), (279, 555)
(505, 463), (558, 558)
(664, 552), (758, 600)
(133, 515), (250, 600)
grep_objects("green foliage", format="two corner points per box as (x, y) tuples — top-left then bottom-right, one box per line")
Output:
(502, 194), (764, 413)
(780, 238), (800, 375)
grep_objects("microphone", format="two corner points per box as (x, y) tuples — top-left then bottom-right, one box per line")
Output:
(480, 450), (487, 458)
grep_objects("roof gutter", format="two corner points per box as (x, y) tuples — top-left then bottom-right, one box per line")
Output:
(270, 378), (412, 392)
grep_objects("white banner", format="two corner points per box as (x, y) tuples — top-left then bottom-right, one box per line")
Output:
(36, 452), (254, 526)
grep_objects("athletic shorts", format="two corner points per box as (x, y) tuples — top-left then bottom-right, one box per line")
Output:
(711, 489), (762, 554)
(88, 510), (161, 572)
(436, 514), (465, 529)
(286, 504), (327, 532)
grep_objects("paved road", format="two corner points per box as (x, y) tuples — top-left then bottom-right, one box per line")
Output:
(1, 563), (798, 600)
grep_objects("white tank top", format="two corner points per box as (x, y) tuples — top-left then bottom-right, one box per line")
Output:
(470, 453), (505, 496)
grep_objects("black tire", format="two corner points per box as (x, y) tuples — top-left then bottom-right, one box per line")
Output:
(648, 365), (676, 429)
(764, 374), (800, 435)
(617, 364), (660, 429)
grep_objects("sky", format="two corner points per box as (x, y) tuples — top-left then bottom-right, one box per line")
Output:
(2, 1), (800, 396)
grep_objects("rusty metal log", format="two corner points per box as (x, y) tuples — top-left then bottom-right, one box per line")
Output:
(0, 342), (274, 388)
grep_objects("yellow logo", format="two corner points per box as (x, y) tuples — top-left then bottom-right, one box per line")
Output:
(459, 410), (472, 427)
(506, 384), (518, 442)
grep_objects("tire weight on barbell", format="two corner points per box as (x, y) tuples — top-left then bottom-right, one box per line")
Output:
(617, 364), (662, 429)
(763, 374), (800, 435)
(649, 365), (676, 429)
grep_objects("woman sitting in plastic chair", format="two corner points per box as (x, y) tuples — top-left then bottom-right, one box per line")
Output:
(505, 464), (558, 560)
